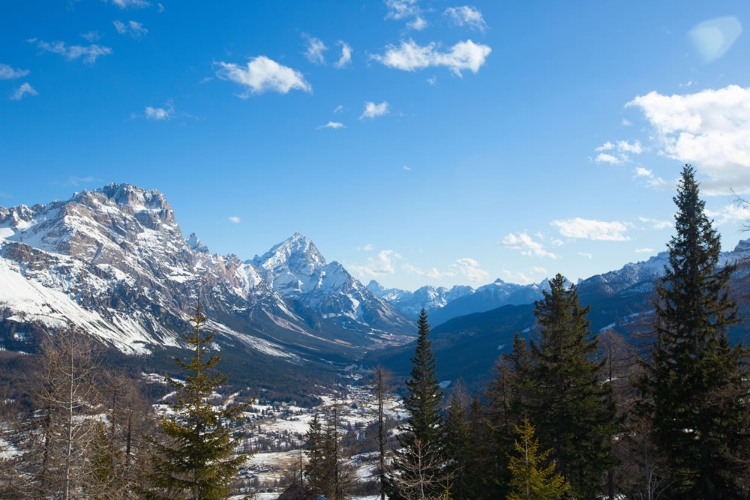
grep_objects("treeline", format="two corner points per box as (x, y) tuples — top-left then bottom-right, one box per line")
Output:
(297, 165), (750, 500)
(0, 305), (254, 499)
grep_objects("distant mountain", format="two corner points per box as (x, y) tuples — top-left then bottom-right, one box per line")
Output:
(0, 184), (413, 371)
(368, 278), (546, 325)
(368, 240), (750, 390)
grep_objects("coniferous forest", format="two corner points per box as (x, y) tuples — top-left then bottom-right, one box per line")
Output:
(2, 164), (750, 499)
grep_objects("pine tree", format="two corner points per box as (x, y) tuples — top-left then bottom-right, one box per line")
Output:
(442, 395), (469, 499)
(304, 412), (326, 494)
(145, 304), (250, 500)
(388, 309), (446, 500)
(529, 273), (617, 499)
(638, 165), (750, 498)
(507, 418), (569, 500)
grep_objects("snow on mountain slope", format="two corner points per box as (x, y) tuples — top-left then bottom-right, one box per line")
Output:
(0, 185), (413, 359)
(250, 233), (412, 333)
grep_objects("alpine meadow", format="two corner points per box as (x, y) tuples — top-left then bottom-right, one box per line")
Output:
(3, 1), (750, 499)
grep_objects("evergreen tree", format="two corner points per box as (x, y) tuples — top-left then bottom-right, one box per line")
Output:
(304, 406), (352, 500)
(388, 309), (445, 499)
(529, 273), (617, 499)
(637, 165), (750, 498)
(145, 304), (250, 500)
(442, 395), (469, 499)
(304, 412), (326, 494)
(507, 418), (569, 500)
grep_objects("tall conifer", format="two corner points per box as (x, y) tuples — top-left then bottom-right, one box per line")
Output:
(529, 274), (616, 499)
(145, 304), (249, 500)
(638, 165), (749, 498)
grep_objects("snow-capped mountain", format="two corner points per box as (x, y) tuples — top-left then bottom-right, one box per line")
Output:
(0, 184), (412, 361)
(250, 234), (413, 333)
(370, 239), (750, 327)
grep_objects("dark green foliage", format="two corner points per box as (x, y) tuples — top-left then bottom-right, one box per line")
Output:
(442, 395), (469, 498)
(145, 304), (250, 500)
(304, 406), (351, 500)
(387, 309), (446, 499)
(638, 165), (750, 498)
(507, 418), (569, 500)
(528, 274), (617, 499)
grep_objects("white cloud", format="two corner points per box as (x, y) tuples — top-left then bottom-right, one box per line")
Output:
(622, 118), (632, 126)
(551, 238), (564, 246)
(403, 165), (412, 171)
(360, 101), (389, 119)
(362, 244), (373, 251)
(303, 34), (327, 65)
(10, 83), (38, 100)
(319, 121), (345, 129)
(705, 203), (750, 226)
(427, 75), (437, 85)
(228, 216), (240, 224)
(385, 0), (419, 20)
(35, 40), (113, 64)
(445, 6), (488, 31)
(579, 252), (593, 259)
(81, 31), (101, 42)
(334, 41), (352, 68)
(0, 63), (29, 80)
(109, 0), (150, 8)
(688, 16), (742, 63)
(114, 20), (148, 39)
(551, 218), (630, 241)
(372, 39), (491, 76)
(407, 16), (428, 30)
(634, 167), (652, 177)
(500, 232), (557, 259)
(595, 153), (622, 165)
(350, 250), (401, 277)
(215, 57), (311, 96)
(453, 257), (489, 282)
(502, 266), (547, 285)
(594, 140), (643, 164)
(144, 101), (174, 120)
(638, 217), (672, 230)
(627, 85), (750, 194)
(333, 105), (344, 113)
(635, 248), (654, 253)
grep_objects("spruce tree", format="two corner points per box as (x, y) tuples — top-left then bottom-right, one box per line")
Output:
(145, 304), (249, 500)
(442, 395), (469, 499)
(529, 274), (617, 499)
(507, 418), (569, 500)
(388, 309), (445, 499)
(638, 164), (749, 498)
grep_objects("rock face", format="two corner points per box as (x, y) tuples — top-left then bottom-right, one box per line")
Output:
(0, 184), (413, 361)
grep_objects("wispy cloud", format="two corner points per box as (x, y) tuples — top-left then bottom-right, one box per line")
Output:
(34, 40), (112, 64)
(10, 83), (38, 100)
(594, 139), (643, 164)
(215, 57), (311, 96)
(144, 101), (174, 120)
(319, 121), (345, 129)
(578, 252), (593, 259)
(635, 248), (654, 254)
(109, 0), (150, 8)
(64, 176), (95, 186)
(706, 203), (750, 226)
(384, 0), (426, 30)
(303, 34), (327, 65)
(114, 20), (148, 39)
(454, 257), (489, 282)
(81, 31), (101, 42)
(551, 218), (630, 241)
(0, 63), (30, 80)
(350, 249), (402, 277)
(445, 6), (488, 31)
(372, 39), (491, 76)
(403, 165), (412, 171)
(500, 232), (557, 259)
(333, 105), (344, 113)
(334, 41), (352, 68)
(627, 85), (750, 194)
(360, 101), (389, 119)
(228, 216), (240, 224)
(638, 217), (672, 230)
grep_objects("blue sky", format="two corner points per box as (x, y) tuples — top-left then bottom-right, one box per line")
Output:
(2, 1), (750, 291)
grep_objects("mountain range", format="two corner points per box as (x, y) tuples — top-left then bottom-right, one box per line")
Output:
(2, 183), (750, 392)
